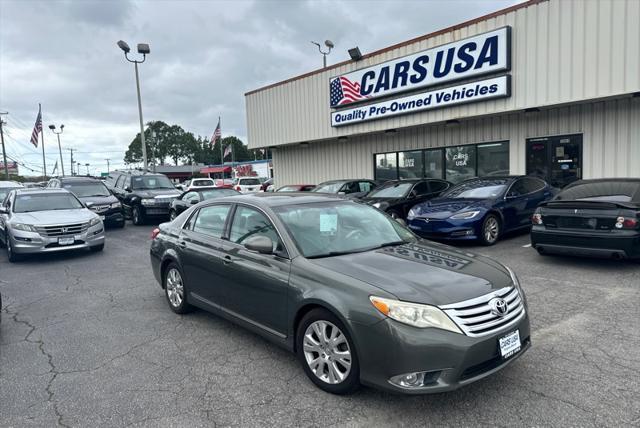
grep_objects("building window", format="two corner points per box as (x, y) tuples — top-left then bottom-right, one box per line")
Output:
(375, 153), (398, 181)
(424, 149), (443, 179)
(478, 142), (509, 176)
(398, 151), (423, 179)
(446, 145), (477, 183)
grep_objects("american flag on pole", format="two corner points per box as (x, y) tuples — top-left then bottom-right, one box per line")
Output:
(210, 118), (221, 147)
(330, 76), (367, 107)
(30, 107), (42, 147)
(223, 144), (232, 160)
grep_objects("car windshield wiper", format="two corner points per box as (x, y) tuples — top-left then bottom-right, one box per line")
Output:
(306, 241), (409, 259)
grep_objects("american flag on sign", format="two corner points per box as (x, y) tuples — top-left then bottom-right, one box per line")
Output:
(30, 107), (42, 147)
(223, 144), (232, 159)
(210, 118), (222, 147)
(330, 76), (367, 107)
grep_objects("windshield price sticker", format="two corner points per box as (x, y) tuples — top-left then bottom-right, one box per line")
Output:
(319, 213), (338, 235)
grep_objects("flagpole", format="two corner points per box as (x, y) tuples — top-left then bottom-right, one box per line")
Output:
(40, 103), (47, 178)
(218, 116), (223, 166)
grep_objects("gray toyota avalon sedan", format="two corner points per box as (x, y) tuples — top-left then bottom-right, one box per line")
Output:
(150, 193), (530, 394)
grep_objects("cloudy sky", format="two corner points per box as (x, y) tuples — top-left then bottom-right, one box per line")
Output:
(0, 0), (522, 176)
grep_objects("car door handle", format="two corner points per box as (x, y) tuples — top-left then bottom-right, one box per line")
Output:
(223, 255), (233, 265)
(178, 241), (187, 248)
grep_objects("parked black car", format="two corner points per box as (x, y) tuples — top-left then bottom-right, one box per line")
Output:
(47, 177), (124, 227)
(360, 179), (452, 219)
(311, 179), (378, 198)
(531, 178), (640, 259)
(169, 188), (240, 220)
(150, 193), (530, 395)
(109, 171), (181, 225)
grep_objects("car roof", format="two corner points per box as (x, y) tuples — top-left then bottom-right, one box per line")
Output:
(14, 188), (70, 195)
(207, 192), (345, 208)
(0, 180), (24, 188)
(58, 177), (101, 183)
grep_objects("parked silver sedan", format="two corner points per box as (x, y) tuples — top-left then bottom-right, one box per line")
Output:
(0, 188), (105, 262)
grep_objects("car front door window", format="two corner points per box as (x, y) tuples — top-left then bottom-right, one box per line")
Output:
(229, 206), (282, 250)
(192, 205), (231, 238)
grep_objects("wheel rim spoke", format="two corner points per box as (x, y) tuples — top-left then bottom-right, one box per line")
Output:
(166, 269), (183, 306)
(303, 320), (351, 385)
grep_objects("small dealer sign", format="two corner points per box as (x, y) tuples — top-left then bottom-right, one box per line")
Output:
(331, 75), (510, 127)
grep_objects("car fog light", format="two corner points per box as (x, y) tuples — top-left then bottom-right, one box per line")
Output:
(389, 371), (440, 388)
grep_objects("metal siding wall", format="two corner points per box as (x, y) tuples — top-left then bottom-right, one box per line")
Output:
(246, 0), (640, 149)
(271, 98), (639, 187)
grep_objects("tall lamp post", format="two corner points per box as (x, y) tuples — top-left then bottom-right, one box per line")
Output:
(311, 40), (334, 68)
(117, 40), (150, 172)
(85, 163), (90, 176)
(48, 124), (65, 176)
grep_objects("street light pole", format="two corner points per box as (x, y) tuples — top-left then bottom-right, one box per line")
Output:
(85, 163), (90, 176)
(0, 111), (9, 179)
(105, 159), (110, 174)
(49, 124), (65, 176)
(117, 40), (150, 172)
(311, 40), (334, 68)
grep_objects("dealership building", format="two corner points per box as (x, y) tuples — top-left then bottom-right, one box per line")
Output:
(245, 0), (639, 188)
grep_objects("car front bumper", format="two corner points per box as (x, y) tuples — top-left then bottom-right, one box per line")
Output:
(531, 227), (640, 259)
(9, 225), (105, 254)
(351, 313), (530, 394)
(141, 203), (172, 217)
(407, 217), (482, 241)
(90, 207), (124, 225)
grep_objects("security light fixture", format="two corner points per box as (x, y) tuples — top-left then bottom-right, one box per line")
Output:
(384, 129), (397, 134)
(524, 107), (541, 113)
(445, 119), (460, 127)
(338, 136), (348, 141)
(348, 47), (363, 61)
(137, 43), (150, 55)
(324, 40), (334, 49)
(311, 39), (334, 68)
(633, 92), (640, 98)
(117, 40), (131, 53)
(300, 142), (310, 148)
(48, 124), (55, 130)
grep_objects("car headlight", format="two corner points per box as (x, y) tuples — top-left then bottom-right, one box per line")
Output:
(89, 217), (102, 227)
(407, 208), (417, 220)
(110, 202), (121, 209)
(369, 296), (462, 333)
(502, 264), (527, 306)
(450, 210), (480, 220)
(12, 223), (36, 232)
(141, 198), (156, 205)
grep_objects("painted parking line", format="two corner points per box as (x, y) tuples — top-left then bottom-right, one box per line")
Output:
(522, 243), (532, 248)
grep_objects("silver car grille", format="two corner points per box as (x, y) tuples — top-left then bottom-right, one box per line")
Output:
(154, 197), (174, 204)
(35, 222), (89, 237)
(440, 287), (525, 337)
(90, 205), (109, 213)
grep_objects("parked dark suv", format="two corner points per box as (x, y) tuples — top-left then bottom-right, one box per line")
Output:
(108, 171), (181, 225)
(47, 176), (125, 227)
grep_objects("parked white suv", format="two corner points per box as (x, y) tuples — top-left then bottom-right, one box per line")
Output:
(184, 178), (215, 191)
(235, 177), (262, 193)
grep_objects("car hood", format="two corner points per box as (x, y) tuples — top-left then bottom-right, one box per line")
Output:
(308, 241), (511, 306)
(410, 198), (492, 219)
(12, 208), (97, 226)
(78, 195), (118, 205)
(135, 189), (181, 198)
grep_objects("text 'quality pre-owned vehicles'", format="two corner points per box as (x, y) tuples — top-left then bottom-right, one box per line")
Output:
(107, 171), (181, 225)
(169, 187), (240, 220)
(47, 176), (125, 228)
(150, 193), (530, 394)
(359, 178), (452, 219)
(407, 176), (555, 245)
(0, 188), (105, 262)
(531, 178), (640, 260)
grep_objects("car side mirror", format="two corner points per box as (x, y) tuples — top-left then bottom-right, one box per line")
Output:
(0, 206), (7, 215)
(337, 191), (346, 195)
(190, 199), (199, 205)
(244, 235), (273, 254)
(124, 186), (132, 192)
(85, 201), (94, 208)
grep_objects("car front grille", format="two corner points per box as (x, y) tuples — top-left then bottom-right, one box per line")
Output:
(35, 222), (89, 237)
(440, 287), (525, 337)
(153, 197), (174, 204)
(90, 205), (110, 213)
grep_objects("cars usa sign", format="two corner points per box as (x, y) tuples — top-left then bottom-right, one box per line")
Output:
(329, 27), (511, 108)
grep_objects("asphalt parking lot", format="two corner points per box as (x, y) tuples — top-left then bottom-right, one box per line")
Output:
(1, 223), (639, 427)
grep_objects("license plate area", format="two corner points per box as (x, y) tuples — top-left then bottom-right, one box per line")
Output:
(58, 237), (75, 246)
(499, 330), (521, 359)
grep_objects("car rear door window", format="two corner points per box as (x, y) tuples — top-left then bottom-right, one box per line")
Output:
(412, 181), (430, 196)
(522, 177), (546, 194)
(358, 181), (374, 193)
(229, 206), (281, 247)
(191, 205), (231, 238)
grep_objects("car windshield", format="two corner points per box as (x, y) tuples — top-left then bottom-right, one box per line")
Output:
(239, 178), (261, 186)
(274, 201), (416, 258)
(63, 182), (110, 197)
(192, 179), (214, 187)
(311, 182), (344, 193)
(14, 193), (84, 213)
(131, 175), (175, 190)
(200, 189), (238, 199)
(367, 182), (413, 198)
(442, 179), (509, 199)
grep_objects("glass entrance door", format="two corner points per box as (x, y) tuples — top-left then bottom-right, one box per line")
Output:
(526, 134), (582, 188)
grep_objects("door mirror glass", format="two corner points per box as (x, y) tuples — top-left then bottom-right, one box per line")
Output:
(0, 206), (8, 214)
(244, 235), (274, 254)
(190, 199), (199, 205)
(124, 186), (132, 192)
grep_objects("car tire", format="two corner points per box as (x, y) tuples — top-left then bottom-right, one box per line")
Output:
(6, 234), (21, 263)
(132, 205), (144, 225)
(90, 244), (104, 252)
(169, 209), (177, 221)
(296, 308), (360, 395)
(479, 214), (501, 246)
(163, 263), (193, 314)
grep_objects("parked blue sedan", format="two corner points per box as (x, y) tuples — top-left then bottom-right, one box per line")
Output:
(407, 176), (555, 245)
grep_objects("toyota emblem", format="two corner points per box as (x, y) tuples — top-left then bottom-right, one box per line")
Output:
(489, 298), (509, 317)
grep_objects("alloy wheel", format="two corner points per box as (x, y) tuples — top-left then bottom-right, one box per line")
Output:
(303, 320), (352, 384)
(165, 268), (184, 308)
(484, 216), (499, 244)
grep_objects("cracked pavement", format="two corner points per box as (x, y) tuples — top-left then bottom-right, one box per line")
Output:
(0, 224), (639, 427)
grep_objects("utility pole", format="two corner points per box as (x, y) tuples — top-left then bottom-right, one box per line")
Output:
(0, 111), (9, 179)
(66, 148), (75, 176)
(105, 159), (110, 174)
